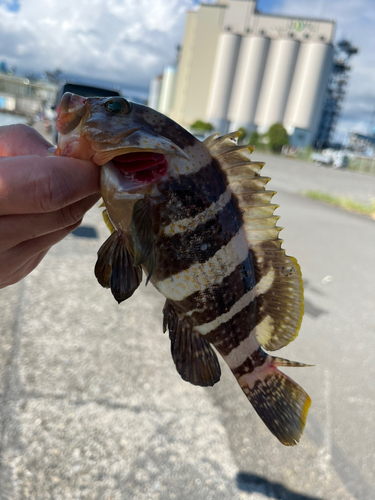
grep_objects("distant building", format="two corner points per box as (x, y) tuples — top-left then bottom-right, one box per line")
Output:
(0, 73), (57, 116)
(315, 40), (358, 149)
(150, 0), (337, 148)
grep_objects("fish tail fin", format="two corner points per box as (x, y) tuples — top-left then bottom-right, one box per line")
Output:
(237, 352), (311, 446)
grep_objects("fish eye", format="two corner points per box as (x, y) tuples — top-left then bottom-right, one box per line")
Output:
(104, 99), (130, 114)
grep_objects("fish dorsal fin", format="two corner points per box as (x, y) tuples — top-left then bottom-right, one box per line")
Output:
(204, 133), (304, 351)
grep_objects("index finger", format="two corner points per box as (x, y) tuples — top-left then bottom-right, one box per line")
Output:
(0, 155), (100, 215)
(0, 124), (53, 157)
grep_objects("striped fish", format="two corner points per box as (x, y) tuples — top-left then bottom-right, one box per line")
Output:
(55, 93), (311, 446)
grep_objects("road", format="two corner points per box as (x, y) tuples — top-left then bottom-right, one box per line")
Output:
(0, 146), (374, 499)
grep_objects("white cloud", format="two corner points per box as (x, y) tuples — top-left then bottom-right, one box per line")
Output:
(0, 0), (373, 141)
(0, 0), (195, 88)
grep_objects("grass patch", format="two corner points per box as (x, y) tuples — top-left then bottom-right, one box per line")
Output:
(302, 190), (375, 219)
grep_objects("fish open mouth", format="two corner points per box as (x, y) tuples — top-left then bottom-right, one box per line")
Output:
(112, 152), (168, 184)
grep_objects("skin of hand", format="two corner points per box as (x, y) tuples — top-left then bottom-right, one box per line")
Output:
(0, 124), (101, 288)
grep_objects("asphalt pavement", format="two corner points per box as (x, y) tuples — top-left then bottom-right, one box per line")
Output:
(0, 136), (374, 499)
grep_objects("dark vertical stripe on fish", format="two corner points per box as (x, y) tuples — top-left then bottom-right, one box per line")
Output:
(152, 200), (242, 281)
(174, 251), (256, 325)
(204, 299), (258, 356)
(157, 159), (228, 226)
(231, 348), (267, 378)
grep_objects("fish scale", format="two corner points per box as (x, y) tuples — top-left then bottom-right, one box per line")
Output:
(55, 93), (311, 446)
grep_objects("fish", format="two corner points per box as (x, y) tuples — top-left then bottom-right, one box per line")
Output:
(55, 92), (311, 446)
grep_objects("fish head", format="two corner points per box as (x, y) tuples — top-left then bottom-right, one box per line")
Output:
(55, 92), (192, 190)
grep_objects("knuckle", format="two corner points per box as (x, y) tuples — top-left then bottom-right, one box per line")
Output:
(60, 202), (84, 228)
(33, 165), (71, 213)
(62, 218), (82, 238)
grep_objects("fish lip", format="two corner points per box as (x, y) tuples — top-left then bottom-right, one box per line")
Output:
(90, 128), (189, 165)
(93, 143), (188, 156)
(56, 93), (89, 136)
(86, 127), (142, 146)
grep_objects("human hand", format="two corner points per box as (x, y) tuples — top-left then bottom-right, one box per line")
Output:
(0, 124), (100, 288)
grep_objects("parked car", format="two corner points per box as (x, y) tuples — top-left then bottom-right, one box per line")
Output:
(53, 81), (121, 143)
(311, 150), (349, 168)
(332, 151), (349, 168)
(311, 152), (333, 167)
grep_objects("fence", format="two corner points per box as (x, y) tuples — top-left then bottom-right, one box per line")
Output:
(347, 156), (375, 176)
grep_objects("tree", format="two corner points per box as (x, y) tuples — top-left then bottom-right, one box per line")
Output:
(266, 123), (289, 153)
(190, 120), (214, 133)
(249, 130), (261, 148)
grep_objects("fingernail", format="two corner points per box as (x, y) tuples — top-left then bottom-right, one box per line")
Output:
(47, 146), (57, 154)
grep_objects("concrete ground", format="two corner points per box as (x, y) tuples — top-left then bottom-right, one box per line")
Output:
(0, 128), (374, 499)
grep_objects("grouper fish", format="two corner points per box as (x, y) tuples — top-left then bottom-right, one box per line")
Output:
(55, 92), (311, 446)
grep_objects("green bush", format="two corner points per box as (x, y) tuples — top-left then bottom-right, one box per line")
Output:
(237, 127), (247, 143)
(266, 123), (289, 153)
(249, 130), (261, 148)
(190, 120), (214, 132)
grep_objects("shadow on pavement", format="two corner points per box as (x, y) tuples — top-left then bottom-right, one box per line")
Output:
(236, 472), (322, 499)
(72, 225), (98, 238)
(304, 299), (327, 318)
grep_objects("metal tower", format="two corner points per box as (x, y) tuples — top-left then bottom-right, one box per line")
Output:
(315, 39), (358, 149)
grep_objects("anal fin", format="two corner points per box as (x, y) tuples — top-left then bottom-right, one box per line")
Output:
(163, 300), (221, 387)
(95, 230), (142, 303)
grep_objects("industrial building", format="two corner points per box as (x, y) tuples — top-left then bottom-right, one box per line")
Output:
(150, 0), (337, 148)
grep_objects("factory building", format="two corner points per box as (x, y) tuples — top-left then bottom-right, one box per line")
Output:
(150, 0), (336, 148)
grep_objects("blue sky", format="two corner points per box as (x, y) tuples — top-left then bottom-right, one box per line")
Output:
(0, 0), (373, 141)
(0, 0), (20, 12)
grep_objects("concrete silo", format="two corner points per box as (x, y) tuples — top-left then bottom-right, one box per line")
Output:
(283, 42), (334, 146)
(254, 38), (300, 133)
(155, 0), (336, 147)
(227, 35), (271, 133)
(158, 66), (176, 115)
(205, 31), (242, 134)
(148, 75), (162, 110)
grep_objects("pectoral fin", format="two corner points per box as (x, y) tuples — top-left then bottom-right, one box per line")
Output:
(95, 230), (142, 303)
(163, 300), (221, 387)
(130, 199), (155, 282)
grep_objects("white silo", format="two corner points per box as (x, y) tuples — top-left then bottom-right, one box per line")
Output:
(254, 38), (300, 133)
(283, 42), (334, 146)
(148, 75), (162, 110)
(206, 31), (242, 134)
(158, 66), (176, 115)
(227, 35), (270, 133)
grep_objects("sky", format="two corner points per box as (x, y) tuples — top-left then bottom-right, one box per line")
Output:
(0, 0), (374, 141)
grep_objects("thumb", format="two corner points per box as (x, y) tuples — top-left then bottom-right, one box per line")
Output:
(0, 124), (53, 157)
